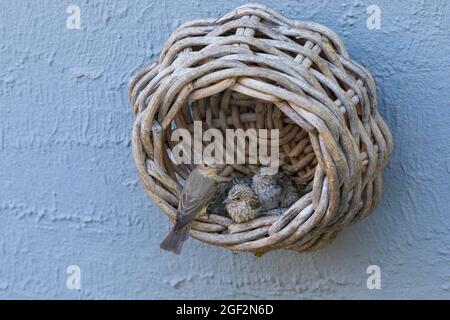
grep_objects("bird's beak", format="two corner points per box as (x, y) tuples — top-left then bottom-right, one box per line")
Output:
(223, 199), (230, 204)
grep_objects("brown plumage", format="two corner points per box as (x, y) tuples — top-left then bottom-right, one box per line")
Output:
(206, 176), (253, 217)
(251, 167), (282, 211)
(224, 183), (262, 223)
(160, 163), (224, 255)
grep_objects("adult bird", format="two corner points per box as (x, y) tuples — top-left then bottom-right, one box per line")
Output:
(160, 162), (225, 255)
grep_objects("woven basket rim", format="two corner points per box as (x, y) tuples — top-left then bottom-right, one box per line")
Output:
(128, 3), (393, 253)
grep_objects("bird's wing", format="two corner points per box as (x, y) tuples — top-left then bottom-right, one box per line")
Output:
(175, 171), (217, 228)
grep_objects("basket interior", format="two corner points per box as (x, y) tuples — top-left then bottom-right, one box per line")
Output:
(162, 90), (318, 186)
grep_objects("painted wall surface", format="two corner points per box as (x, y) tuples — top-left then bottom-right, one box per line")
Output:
(0, 0), (449, 299)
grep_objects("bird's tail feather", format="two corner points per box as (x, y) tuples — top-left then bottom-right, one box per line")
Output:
(159, 223), (191, 255)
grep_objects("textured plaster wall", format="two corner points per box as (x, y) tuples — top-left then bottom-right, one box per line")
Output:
(0, 0), (449, 299)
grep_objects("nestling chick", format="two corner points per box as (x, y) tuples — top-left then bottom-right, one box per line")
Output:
(279, 174), (300, 208)
(160, 162), (225, 255)
(233, 175), (253, 187)
(251, 167), (282, 211)
(224, 183), (262, 223)
(206, 176), (253, 217)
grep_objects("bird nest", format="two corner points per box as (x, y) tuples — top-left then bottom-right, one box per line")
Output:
(128, 4), (393, 253)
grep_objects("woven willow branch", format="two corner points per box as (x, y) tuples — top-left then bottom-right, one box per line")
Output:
(128, 3), (393, 253)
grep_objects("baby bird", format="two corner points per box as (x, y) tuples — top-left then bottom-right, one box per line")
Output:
(206, 176), (253, 217)
(224, 183), (262, 223)
(279, 174), (300, 208)
(251, 167), (282, 211)
(160, 162), (225, 255)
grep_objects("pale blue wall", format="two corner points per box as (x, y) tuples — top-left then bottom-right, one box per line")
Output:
(0, 0), (449, 299)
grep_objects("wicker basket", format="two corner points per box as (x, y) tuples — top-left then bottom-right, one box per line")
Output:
(128, 3), (393, 253)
